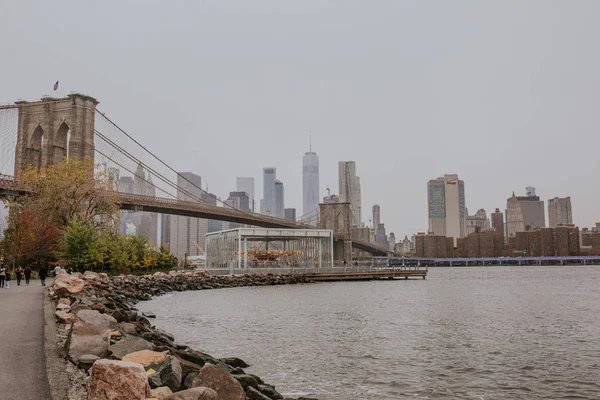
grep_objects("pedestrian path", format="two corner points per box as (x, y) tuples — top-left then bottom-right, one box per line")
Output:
(0, 283), (51, 400)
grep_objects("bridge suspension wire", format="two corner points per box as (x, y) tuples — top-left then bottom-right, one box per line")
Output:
(94, 129), (210, 205)
(95, 110), (242, 212)
(95, 147), (188, 201)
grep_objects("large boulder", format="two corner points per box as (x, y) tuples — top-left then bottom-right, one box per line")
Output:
(88, 359), (151, 400)
(78, 354), (100, 371)
(148, 356), (183, 393)
(172, 349), (221, 367)
(191, 364), (245, 400)
(150, 386), (173, 400)
(67, 310), (117, 364)
(112, 309), (138, 323)
(165, 387), (218, 400)
(245, 387), (271, 400)
(55, 310), (75, 324)
(83, 271), (100, 280)
(219, 357), (249, 369)
(122, 350), (166, 367)
(52, 271), (86, 297)
(109, 335), (154, 359)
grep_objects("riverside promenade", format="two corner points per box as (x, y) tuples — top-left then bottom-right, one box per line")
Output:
(0, 284), (51, 400)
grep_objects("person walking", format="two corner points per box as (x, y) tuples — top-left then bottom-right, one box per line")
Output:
(53, 264), (61, 277)
(0, 265), (5, 288)
(39, 266), (47, 286)
(5, 268), (10, 289)
(15, 267), (23, 286)
(24, 266), (32, 285)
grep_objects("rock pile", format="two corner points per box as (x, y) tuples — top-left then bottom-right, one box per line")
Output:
(49, 270), (318, 400)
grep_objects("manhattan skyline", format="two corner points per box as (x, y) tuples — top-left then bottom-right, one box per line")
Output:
(1, 1), (599, 238)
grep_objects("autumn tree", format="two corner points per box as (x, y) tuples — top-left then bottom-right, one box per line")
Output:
(0, 205), (61, 267)
(19, 158), (119, 230)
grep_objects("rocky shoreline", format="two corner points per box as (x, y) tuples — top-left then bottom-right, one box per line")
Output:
(48, 270), (318, 400)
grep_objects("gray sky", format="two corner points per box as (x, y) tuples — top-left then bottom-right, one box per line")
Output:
(1, 0), (599, 238)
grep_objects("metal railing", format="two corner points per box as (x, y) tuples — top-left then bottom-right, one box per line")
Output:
(199, 264), (428, 276)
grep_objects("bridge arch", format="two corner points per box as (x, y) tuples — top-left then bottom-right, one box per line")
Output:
(53, 121), (72, 163)
(25, 124), (44, 171)
(14, 94), (98, 178)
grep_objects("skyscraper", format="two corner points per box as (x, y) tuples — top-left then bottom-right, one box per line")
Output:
(169, 172), (203, 259)
(548, 197), (573, 227)
(338, 161), (362, 227)
(302, 141), (319, 223)
(372, 204), (381, 229)
(119, 164), (158, 246)
(236, 177), (255, 212)
(262, 167), (276, 216)
(388, 232), (396, 252)
(505, 189), (545, 238)
(427, 174), (466, 243)
(275, 180), (284, 219)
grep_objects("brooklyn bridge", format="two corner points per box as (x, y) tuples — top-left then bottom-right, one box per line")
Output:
(0, 94), (388, 259)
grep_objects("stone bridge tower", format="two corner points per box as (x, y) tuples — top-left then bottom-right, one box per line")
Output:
(318, 202), (353, 262)
(13, 94), (98, 178)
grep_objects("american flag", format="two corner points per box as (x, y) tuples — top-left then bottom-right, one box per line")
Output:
(53, 81), (59, 91)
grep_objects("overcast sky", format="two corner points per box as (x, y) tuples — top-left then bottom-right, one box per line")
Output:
(1, 0), (599, 238)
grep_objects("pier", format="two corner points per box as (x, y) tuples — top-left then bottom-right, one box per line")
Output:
(203, 265), (428, 280)
(300, 267), (427, 281)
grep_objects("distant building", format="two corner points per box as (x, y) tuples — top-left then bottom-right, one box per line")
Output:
(459, 231), (503, 258)
(275, 180), (284, 219)
(236, 177), (255, 212)
(427, 174), (466, 244)
(388, 232), (396, 252)
(548, 197), (573, 228)
(372, 205), (381, 229)
(284, 208), (296, 221)
(490, 208), (504, 243)
(465, 208), (490, 236)
(339, 161), (362, 227)
(227, 191), (250, 212)
(509, 226), (579, 257)
(415, 234), (454, 258)
(169, 172), (205, 259)
(505, 189), (545, 238)
(302, 143), (320, 224)
(262, 168), (276, 216)
(118, 164), (158, 246)
(375, 223), (388, 248)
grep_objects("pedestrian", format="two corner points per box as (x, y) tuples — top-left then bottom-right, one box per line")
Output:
(24, 266), (32, 285)
(39, 266), (47, 286)
(53, 264), (62, 277)
(0, 265), (5, 288)
(15, 266), (23, 286)
(5, 268), (10, 289)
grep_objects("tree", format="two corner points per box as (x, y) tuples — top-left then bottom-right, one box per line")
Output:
(19, 158), (118, 230)
(61, 217), (98, 271)
(0, 206), (61, 267)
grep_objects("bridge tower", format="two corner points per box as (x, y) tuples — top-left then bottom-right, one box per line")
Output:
(318, 202), (353, 262)
(13, 94), (98, 178)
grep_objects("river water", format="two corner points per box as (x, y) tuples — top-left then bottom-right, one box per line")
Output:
(138, 266), (600, 399)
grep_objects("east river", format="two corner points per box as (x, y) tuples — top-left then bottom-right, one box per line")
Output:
(138, 266), (600, 399)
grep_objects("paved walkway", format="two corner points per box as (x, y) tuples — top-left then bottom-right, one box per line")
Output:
(0, 281), (51, 400)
